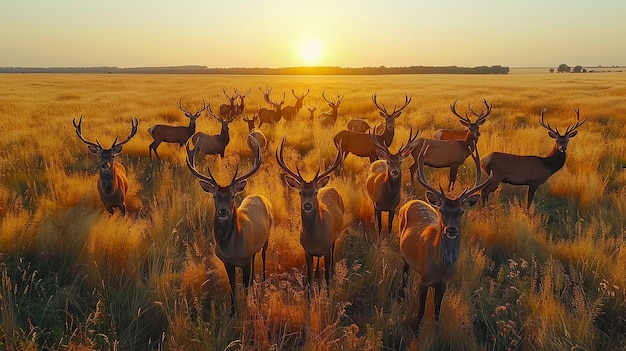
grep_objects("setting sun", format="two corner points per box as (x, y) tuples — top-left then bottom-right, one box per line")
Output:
(300, 39), (323, 65)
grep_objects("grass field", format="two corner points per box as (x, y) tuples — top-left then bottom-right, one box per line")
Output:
(1, 71), (625, 350)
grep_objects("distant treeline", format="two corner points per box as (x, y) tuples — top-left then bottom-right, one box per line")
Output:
(0, 65), (510, 75)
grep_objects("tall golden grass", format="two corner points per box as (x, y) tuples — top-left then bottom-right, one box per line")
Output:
(1, 71), (625, 350)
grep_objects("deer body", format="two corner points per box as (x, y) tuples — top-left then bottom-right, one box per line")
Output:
(191, 104), (238, 158)
(347, 119), (372, 133)
(148, 98), (207, 159)
(257, 88), (285, 127)
(282, 89), (309, 121)
(433, 129), (468, 140)
(319, 92), (343, 127)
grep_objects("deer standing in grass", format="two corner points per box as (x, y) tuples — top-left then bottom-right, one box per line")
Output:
(319, 91), (344, 127)
(191, 104), (238, 158)
(433, 98), (490, 140)
(243, 114), (267, 150)
(305, 102), (317, 120)
(276, 137), (344, 293)
(480, 108), (586, 209)
(281, 89), (309, 121)
(235, 88), (251, 115)
(186, 136), (272, 315)
(73, 116), (139, 215)
(408, 99), (491, 191)
(219, 88), (239, 117)
(148, 97), (207, 159)
(399, 143), (491, 334)
(366, 128), (418, 236)
(257, 87), (285, 127)
(333, 93), (412, 162)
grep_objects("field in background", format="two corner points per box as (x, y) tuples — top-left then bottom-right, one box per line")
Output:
(1, 72), (625, 350)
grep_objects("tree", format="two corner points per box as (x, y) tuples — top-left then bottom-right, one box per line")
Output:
(573, 65), (583, 73)
(557, 64), (571, 73)
(549, 68), (555, 73)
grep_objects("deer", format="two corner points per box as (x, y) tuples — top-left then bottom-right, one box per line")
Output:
(190, 104), (238, 158)
(148, 97), (207, 159)
(366, 128), (418, 236)
(347, 118), (372, 133)
(281, 89), (310, 121)
(73, 116), (139, 215)
(257, 87), (285, 127)
(408, 99), (492, 191)
(186, 135), (272, 316)
(219, 88), (239, 117)
(333, 93), (412, 162)
(398, 142), (492, 335)
(305, 102), (317, 119)
(319, 91), (344, 127)
(235, 88), (251, 115)
(433, 98), (491, 140)
(242, 114), (267, 150)
(480, 108), (586, 209)
(276, 137), (344, 294)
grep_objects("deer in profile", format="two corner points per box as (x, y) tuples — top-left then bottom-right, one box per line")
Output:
(480, 108), (586, 209)
(366, 128), (418, 236)
(73, 116), (139, 215)
(398, 143), (491, 334)
(333, 93), (412, 162)
(319, 91), (344, 127)
(408, 99), (492, 191)
(276, 137), (344, 293)
(433, 98), (491, 140)
(281, 89), (310, 121)
(243, 114), (267, 150)
(257, 87), (285, 127)
(191, 104), (238, 158)
(219, 88), (239, 118)
(148, 97), (207, 159)
(347, 118), (372, 133)
(186, 135), (272, 315)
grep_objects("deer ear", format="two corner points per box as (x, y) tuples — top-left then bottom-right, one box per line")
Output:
(566, 130), (578, 138)
(233, 180), (247, 194)
(375, 148), (387, 160)
(284, 175), (301, 189)
(315, 175), (331, 188)
(198, 180), (217, 194)
(463, 194), (480, 208)
(460, 119), (470, 128)
(547, 131), (558, 139)
(112, 145), (123, 156)
(425, 191), (442, 207)
(379, 111), (386, 118)
(87, 145), (100, 154)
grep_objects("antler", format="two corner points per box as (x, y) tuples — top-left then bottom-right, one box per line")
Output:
(276, 136), (304, 184)
(322, 91), (342, 106)
(467, 98), (492, 124)
(373, 93), (412, 116)
(237, 88), (252, 98)
(186, 141), (217, 187)
(178, 97), (208, 118)
(538, 108), (560, 135)
(372, 93), (388, 115)
(259, 86), (272, 104)
(207, 103), (237, 123)
(450, 100), (472, 124)
(370, 127), (418, 159)
(232, 136), (262, 185)
(111, 117), (139, 149)
(457, 141), (492, 201)
(564, 108), (586, 135)
(416, 144), (443, 197)
(73, 116), (102, 150)
(314, 141), (343, 182)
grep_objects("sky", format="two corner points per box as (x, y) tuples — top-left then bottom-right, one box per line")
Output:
(1, 0), (625, 69)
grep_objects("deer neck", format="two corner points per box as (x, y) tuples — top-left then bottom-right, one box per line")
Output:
(187, 119), (197, 136)
(213, 207), (240, 251)
(220, 124), (230, 144)
(544, 144), (566, 174)
(301, 200), (323, 237)
(380, 125), (394, 146)
(435, 222), (460, 271)
(384, 171), (402, 202)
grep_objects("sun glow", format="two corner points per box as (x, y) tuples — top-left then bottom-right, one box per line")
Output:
(300, 39), (323, 65)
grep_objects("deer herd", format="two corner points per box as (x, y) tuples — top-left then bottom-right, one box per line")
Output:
(73, 86), (586, 335)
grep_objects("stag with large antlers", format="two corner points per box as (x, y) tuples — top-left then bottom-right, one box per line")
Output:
(480, 108), (586, 209)
(281, 89), (310, 121)
(276, 137), (344, 293)
(73, 116), (139, 215)
(186, 136), (272, 315)
(191, 104), (238, 158)
(219, 88), (239, 118)
(333, 93), (412, 162)
(366, 128), (418, 236)
(319, 91), (344, 127)
(148, 97), (207, 159)
(433, 98), (491, 140)
(257, 87), (285, 127)
(408, 99), (492, 191)
(399, 143), (491, 334)
(235, 88), (251, 115)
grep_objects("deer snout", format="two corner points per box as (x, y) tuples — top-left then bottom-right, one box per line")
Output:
(444, 226), (459, 239)
(216, 208), (231, 218)
(302, 202), (314, 212)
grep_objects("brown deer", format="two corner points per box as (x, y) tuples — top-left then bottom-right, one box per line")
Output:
(257, 87), (285, 127)
(433, 98), (491, 140)
(186, 136), (272, 315)
(242, 114), (267, 150)
(408, 99), (491, 191)
(366, 128), (418, 236)
(191, 104), (238, 158)
(333, 93), (412, 162)
(148, 97), (207, 159)
(480, 108), (586, 209)
(398, 143), (491, 334)
(319, 91), (344, 127)
(305, 102), (317, 119)
(73, 116), (139, 215)
(276, 137), (344, 292)
(219, 88), (239, 117)
(281, 89), (310, 121)
(235, 88), (252, 115)
(347, 118), (372, 133)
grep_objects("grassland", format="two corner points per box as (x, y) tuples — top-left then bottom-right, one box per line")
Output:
(0, 71), (625, 350)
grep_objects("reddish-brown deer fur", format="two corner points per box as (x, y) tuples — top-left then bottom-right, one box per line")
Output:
(219, 88), (239, 117)
(305, 102), (317, 120)
(480, 108), (586, 209)
(243, 114), (267, 150)
(148, 97), (207, 159)
(433, 98), (490, 140)
(333, 93), (411, 162)
(186, 136), (272, 315)
(366, 128), (418, 235)
(319, 91), (344, 127)
(257, 87), (285, 127)
(347, 118), (372, 133)
(408, 99), (491, 191)
(235, 88), (251, 115)
(276, 137), (344, 292)
(282, 89), (309, 121)
(399, 143), (491, 334)
(191, 104), (238, 158)
(73, 116), (139, 215)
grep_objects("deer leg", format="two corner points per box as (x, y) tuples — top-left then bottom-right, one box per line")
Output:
(527, 184), (540, 210)
(314, 256), (321, 278)
(415, 283), (429, 335)
(119, 203), (126, 216)
(433, 283), (447, 322)
(305, 252), (314, 287)
(398, 260), (410, 300)
(149, 141), (161, 159)
(387, 210), (395, 236)
(448, 166), (459, 192)
(324, 252), (332, 297)
(408, 161), (417, 185)
(224, 263), (237, 316)
(375, 206), (383, 235)
(481, 178), (499, 205)
(261, 239), (268, 281)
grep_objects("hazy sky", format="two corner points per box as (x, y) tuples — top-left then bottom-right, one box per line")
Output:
(1, 0), (624, 68)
